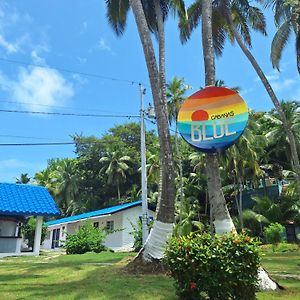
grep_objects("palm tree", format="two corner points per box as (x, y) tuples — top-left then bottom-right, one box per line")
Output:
(264, 0), (300, 73)
(167, 76), (191, 228)
(105, 0), (185, 262)
(265, 101), (300, 165)
(100, 151), (132, 201)
(16, 173), (31, 184)
(200, 0), (235, 235)
(51, 159), (81, 216)
(199, 0), (278, 290)
(221, 119), (266, 228)
(180, 0), (300, 203)
(34, 169), (56, 196)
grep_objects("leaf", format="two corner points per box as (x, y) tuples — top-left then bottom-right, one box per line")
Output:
(271, 19), (291, 71)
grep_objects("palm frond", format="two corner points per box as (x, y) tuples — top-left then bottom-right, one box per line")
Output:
(105, 0), (130, 36)
(271, 19), (291, 71)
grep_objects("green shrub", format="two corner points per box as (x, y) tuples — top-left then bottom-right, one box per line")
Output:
(64, 221), (106, 254)
(260, 242), (299, 253)
(165, 232), (261, 300)
(21, 217), (48, 249)
(264, 223), (284, 250)
(130, 219), (153, 252)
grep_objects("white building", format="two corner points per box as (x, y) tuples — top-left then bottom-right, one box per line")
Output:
(43, 200), (155, 251)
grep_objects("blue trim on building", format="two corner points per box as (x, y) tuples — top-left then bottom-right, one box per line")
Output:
(46, 200), (143, 226)
(0, 183), (60, 217)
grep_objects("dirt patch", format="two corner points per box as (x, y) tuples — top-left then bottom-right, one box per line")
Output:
(123, 251), (168, 275)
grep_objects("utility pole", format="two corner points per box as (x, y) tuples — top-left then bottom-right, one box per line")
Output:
(140, 84), (148, 245)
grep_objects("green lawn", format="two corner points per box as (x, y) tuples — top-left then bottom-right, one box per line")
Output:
(0, 249), (299, 300)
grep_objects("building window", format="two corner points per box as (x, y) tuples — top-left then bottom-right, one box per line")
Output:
(106, 220), (114, 231)
(93, 222), (99, 228)
(61, 226), (65, 237)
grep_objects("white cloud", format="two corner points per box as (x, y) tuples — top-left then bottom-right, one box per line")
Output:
(72, 73), (88, 85)
(98, 38), (111, 52)
(0, 66), (74, 112)
(270, 78), (297, 92)
(0, 35), (18, 53)
(31, 44), (49, 65)
(77, 56), (87, 64)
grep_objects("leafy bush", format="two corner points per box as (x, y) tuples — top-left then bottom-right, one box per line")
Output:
(264, 223), (285, 250)
(64, 221), (106, 254)
(21, 217), (48, 249)
(260, 242), (299, 253)
(165, 232), (261, 300)
(130, 219), (153, 252)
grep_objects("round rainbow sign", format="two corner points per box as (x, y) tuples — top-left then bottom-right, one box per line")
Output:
(177, 86), (249, 153)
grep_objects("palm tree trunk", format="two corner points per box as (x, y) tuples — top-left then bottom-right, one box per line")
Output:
(175, 122), (184, 230)
(223, 5), (279, 290)
(129, 0), (175, 262)
(226, 10), (300, 202)
(117, 179), (121, 201)
(238, 179), (244, 229)
(202, 0), (235, 234)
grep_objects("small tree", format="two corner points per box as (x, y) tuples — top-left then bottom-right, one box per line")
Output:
(264, 223), (285, 251)
(130, 219), (153, 252)
(21, 217), (48, 249)
(64, 221), (106, 254)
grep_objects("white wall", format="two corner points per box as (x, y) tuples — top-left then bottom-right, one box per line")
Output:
(43, 205), (156, 251)
(121, 206), (156, 250)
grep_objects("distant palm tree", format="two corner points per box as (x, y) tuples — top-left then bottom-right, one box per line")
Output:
(51, 159), (81, 216)
(16, 173), (31, 184)
(34, 169), (56, 195)
(167, 76), (191, 225)
(100, 151), (132, 201)
(265, 101), (300, 164)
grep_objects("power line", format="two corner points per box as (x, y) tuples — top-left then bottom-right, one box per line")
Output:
(0, 100), (136, 115)
(0, 57), (148, 87)
(0, 134), (67, 141)
(0, 109), (140, 119)
(0, 142), (75, 146)
(0, 139), (155, 147)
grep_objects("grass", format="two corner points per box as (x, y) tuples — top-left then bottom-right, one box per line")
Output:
(0, 248), (299, 299)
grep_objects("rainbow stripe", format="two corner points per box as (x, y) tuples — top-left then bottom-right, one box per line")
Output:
(177, 86), (249, 153)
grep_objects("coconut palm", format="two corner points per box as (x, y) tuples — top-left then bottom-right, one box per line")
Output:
(100, 151), (132, 201)
(34, 168), (56, 196)
(265, 101), (300, 166)
(16, 173), (31, 184)
(167, 77), (191, 227)
(51, 159), (81, 216)
(199, 0), (278, 290)
(180, 0), (300, 203)
(105, 0), (186, 262)
(264, 0), (300, 72)
(200, 0), (235, 235)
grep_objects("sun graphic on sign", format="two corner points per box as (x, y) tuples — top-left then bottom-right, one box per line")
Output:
(191, 110), (209, 121)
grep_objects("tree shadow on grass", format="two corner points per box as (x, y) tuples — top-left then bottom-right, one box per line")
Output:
(1, 265), (177, 300)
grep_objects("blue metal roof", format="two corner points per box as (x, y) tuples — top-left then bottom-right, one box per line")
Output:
(0, 183), (60, 217)
(46, 200), (142, 226)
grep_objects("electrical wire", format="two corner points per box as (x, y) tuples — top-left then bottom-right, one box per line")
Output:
(0, 134), (66, 141)
(0, 109), (139, 119)
(0, 57), (149, 87)
(0, 100), (136, 115)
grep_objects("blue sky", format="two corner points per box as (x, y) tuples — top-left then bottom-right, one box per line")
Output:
(0, 1), (298, 182)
